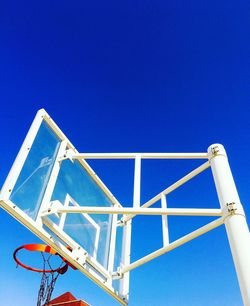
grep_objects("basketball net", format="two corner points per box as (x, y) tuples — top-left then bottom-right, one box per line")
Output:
(37, 252), (68, 306)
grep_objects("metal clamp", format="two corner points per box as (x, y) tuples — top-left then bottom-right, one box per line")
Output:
(226, 202), (237, 214)
(71, 247), (88, 267)
(112, 268), (124, 280)
(41, 200), (63, 218)
(211, 145), (220, 156)
(117, 219), (126, 227)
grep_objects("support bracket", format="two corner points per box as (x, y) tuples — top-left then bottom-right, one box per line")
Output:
(211, 145), (220, 156)
(226, 202), (237, 214)
(59, 148), (74, 162)
(112, 267), (124, 280)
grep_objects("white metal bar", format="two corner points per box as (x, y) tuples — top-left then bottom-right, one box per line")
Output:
(107, 214), (118, 274)
(71, 152), (208, 159)
(54, 206), (222, 216)
(119, 154), (143, 299)
(36, 140), (68, 225)
(0, 109), (45, 200)
(133, 155), (141, 208)
(208, 144), (250, 306)
(121, 217), (224, 274)
(123, 161), (211, 222)
(161, 194), (169, 246)
(120, 219), (131, 300)
(59, 195), (70, 230)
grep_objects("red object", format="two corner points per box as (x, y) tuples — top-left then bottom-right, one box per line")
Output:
(45, 292), (90, 306)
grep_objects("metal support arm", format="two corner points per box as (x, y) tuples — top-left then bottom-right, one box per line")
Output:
(42, 203), (222, 218)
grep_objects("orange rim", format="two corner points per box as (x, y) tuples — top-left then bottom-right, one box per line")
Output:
(13, 244), (69, 274)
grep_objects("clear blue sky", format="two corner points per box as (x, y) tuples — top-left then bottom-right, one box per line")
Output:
(0, 1), (249, 305)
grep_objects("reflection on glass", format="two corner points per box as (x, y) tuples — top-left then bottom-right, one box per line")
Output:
(10, 121), (60, 220)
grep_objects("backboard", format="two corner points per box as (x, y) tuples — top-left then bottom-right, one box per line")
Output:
(0, 109), (127, 305)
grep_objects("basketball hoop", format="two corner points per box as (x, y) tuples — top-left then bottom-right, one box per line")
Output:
(13, 244), (72, 306)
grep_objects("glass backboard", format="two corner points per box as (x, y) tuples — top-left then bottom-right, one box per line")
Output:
(0, 109), (127, 305)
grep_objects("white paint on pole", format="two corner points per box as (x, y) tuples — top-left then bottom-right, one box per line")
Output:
(208, 144), (250, 306)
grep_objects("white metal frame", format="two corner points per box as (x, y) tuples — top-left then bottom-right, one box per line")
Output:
(1, 109), (250, 305)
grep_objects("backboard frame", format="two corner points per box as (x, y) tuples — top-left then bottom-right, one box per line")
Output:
(0, 109), (127, 305)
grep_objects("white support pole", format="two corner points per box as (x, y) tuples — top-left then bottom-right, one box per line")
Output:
(208, 144), (250, 306)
